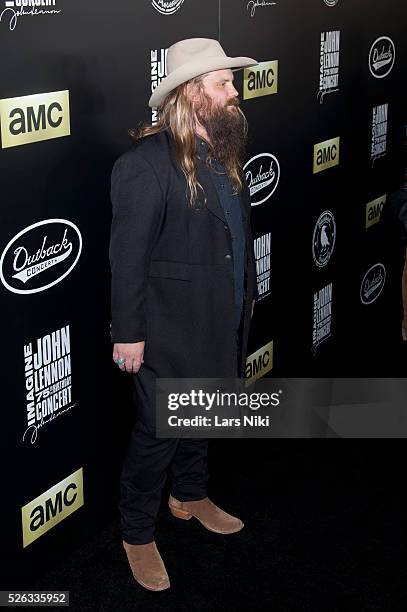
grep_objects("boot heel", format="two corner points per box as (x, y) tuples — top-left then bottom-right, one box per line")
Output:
(169, 505), (193, 520)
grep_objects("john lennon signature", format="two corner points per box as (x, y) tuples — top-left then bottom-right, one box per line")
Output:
(247, 0), (277, 18)
(22, 402), (77, 445)
(0, 4), (61, 32)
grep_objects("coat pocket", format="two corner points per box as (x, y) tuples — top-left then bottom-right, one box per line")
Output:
(148, 260), (192, 281)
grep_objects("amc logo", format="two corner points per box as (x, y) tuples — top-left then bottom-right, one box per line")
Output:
(366, 194), (386, 229)
(243, 61), (278, 100)
(21, 468), (84, 548)
(313, 137), (340, 174)
(0, 90), (70, 148)
(245, 341), (273, 385)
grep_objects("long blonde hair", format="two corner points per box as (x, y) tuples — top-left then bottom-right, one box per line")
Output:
(128, 75), (248, 207)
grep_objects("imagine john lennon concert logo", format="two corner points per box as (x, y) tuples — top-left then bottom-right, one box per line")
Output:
(318, 30), (341, 103)
(151, 48), (168, 123)
(22, 324), (77, 445)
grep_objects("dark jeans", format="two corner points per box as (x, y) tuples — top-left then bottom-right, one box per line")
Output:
(119, 317), (244, 545)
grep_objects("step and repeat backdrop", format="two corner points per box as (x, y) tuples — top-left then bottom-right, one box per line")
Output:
(1, 0), (406, 582)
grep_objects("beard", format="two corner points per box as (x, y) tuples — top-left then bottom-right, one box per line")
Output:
(195, 92), (247, 171)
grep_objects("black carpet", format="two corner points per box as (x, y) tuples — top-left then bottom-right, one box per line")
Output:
(25, 442), (405, 611)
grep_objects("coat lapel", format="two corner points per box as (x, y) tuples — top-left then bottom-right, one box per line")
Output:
(197, 156), (251, 234)
(195, 158), (227, 224)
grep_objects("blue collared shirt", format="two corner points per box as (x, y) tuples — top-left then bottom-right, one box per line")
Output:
(196, 137), (246, 328)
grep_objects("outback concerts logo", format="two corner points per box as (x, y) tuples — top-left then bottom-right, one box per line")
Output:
(246, 0), (276, 18)
(243, 61), (278, 100)
(318, 30), (340, 103)
(23, 324), (76, 445)
(244, 153), (280, 206)
(245, 340), (273, 385)
(313, 137), (340, 174)
(369, 37), (395, 79)
(254, 232), (271, 299)
(21, 468), (84, 548)
(371, 103), (388, 166)
(151, 48), (168, 123)
(360, 263), (386, 305)
(0, 0), (61, 32)
(366, 194), (386, 229)
(323, 0), (339, 6)
(0, 219), (82, 295)
(152, 0), (184, 14)
(0, 90), (70, 148)
(312, 210), (336, 268)
(313, 283), (333, 351)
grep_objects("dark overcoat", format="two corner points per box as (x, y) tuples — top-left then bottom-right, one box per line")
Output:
(109, 129), (258, 385)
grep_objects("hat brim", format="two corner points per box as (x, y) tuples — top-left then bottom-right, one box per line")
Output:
(148, 55), (258, 108)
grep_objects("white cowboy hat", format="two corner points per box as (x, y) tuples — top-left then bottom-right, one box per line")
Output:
(148, 37), (258, 108)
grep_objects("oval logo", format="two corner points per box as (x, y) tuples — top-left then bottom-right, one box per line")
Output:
(369, 36), (395, 79)
(0, 219), (82, 295)
(312, 210), (336, 268)
(243, 153), (280, 206)
(152, 0), (185, 15)
(360, 263), (386, 305)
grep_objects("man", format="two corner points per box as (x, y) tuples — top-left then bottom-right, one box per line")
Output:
(109, 38), (259, 591)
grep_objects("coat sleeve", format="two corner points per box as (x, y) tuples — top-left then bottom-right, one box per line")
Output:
(109, 148), (164, 343)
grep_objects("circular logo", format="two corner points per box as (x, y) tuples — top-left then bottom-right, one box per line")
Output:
(0, 218), (82, 295)
(243, 153), (280, 206)
(323, 0), (339, 6)
(360, 263), (386, 305)
(312, 210), (336, 268)
(152, 0), (185, 15)
(369, 36), (396, 79)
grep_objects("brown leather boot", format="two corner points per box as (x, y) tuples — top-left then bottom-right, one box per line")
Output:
(168, 495), (244, 534)
(122, 540), (170, 591)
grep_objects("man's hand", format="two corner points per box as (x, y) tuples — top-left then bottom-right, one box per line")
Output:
(251, 299), (256, 318)
(113, 341), (145, 374)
